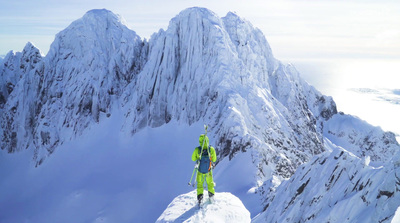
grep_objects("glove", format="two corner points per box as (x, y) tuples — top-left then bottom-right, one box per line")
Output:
(195, 163), (199, 169)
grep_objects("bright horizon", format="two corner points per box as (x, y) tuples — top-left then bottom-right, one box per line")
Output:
(1, 0), (399, 137)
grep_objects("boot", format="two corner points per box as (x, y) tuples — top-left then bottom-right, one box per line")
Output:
(208, 191), (214, 198)
(197, 194), (203, 203)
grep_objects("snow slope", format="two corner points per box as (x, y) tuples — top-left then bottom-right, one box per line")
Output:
(253, 140), (400, 223)
(156, 190), (251, 223)
(0, 113), (203, 223)
(324, 112), (398, 164)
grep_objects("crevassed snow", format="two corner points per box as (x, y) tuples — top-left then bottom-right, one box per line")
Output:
(156, 190), (251, 223)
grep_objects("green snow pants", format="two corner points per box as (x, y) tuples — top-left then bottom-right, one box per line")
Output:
(196, 171), (215, 195)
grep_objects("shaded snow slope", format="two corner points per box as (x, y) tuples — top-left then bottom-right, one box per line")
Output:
(156, 190), (251, 223)
(0, 114), (203, 223)
(0, 112), (253, 222)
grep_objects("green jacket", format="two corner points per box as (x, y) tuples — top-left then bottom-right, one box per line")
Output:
(191, 134), (217, 162)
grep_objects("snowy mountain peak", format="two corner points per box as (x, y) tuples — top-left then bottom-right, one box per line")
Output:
(1, 8), (147, 163)
(225, 11), (241, 18)
(20, 42), (42, 72)
(82, 8), (129, 27)
(0, 41), (42, 110)
(22, 42), (40, 54)
(223, 11), (256, 33)
(175, 7), (220, 21)
(168, 7), (228, 49)
(47, 8), (139, 60)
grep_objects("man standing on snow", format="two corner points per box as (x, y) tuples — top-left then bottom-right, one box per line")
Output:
(192, 134), (217, 203)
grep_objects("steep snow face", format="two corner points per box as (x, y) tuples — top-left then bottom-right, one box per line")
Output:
(156, 190), (251, 223)
(0, 42), (43, 154)
(0, 51), (22, 109)
(43, 8), (146, 120)
(122, 8), (233, 130)
(0, 9), (147, 164)
(222, 12), (276, 81)
(254, 141), (400, 223)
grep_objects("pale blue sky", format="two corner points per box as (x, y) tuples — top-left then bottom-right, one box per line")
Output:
(1, 0), (399, 60)
(1, 0), (399, 135)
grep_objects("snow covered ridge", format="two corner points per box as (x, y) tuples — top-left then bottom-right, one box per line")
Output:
(156, 190), (251, 223)
(253, 141), (400, 223)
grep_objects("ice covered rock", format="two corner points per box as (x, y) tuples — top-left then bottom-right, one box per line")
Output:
(156, 190), (251, 223)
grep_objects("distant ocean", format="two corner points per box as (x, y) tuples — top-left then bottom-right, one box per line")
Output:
(291, 58), (400, 141)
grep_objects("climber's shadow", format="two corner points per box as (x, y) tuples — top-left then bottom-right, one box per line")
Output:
(176, 205), (201, 221)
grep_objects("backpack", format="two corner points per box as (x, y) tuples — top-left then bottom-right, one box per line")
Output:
(198, 146), (212, 174)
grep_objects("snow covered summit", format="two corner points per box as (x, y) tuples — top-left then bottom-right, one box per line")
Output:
(156, 190), (251, 223)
